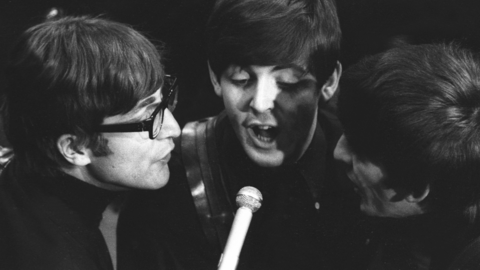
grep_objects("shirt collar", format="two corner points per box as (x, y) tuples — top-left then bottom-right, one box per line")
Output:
(7, 159), (122, 228)
(294, 122), (327, 200)
(48, 171), (119, 226)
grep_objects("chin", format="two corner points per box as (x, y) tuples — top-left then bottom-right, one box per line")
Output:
(142, 168), (170, 190)
(361, 205), (393, 217)
(245, 147), (285, 168)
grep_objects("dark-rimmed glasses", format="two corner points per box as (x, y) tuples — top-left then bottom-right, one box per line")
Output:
(95, 74), (178, 140)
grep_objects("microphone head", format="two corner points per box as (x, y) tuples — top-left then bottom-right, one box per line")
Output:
(236, 186), (263, 213)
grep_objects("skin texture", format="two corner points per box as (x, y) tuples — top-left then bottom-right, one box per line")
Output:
(66, 89), (181, 191)
(334, 135), (426, 217)
(211, 64), (325, 167)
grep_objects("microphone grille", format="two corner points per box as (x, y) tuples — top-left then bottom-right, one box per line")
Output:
(236, 186), (263, 213)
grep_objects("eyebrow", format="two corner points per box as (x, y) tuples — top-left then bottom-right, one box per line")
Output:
(137, 96), (158, 109)
(273, 64), (308, 74)
(126, 96), (159, 122)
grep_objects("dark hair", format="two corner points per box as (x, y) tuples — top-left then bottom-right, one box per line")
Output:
(338, 43), (480, 222)
(4, 16), (164, 175)
(206, 0), (341, 85)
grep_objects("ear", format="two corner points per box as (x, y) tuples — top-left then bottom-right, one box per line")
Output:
(405, 185), (430, 203)
(57, 134), (92, 166)
(208, 61), (223, 97)
(320, 61), (342, 102)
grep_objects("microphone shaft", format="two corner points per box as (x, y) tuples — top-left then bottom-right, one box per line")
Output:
(218, 207), (252, 270)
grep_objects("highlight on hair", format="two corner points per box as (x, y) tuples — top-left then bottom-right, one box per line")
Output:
(3, 15), (165, 175)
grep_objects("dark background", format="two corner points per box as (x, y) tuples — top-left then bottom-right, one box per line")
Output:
(1, 0), (480, 145)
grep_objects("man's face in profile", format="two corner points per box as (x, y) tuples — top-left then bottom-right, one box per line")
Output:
(334, 135), (421, 218)
(87, 89), (180, 191)
(213, 64), (321, 167)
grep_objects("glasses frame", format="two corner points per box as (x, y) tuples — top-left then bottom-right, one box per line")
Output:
(95, 74), (178, 140)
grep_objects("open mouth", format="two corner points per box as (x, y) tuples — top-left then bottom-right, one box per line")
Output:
(250, 125), (279, 143)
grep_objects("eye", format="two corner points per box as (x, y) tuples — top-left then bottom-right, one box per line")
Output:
(231, 78), (252, 87)
(228, 68), (252, 87)
(277, 81), (301, 92)
(144, 103), (162, 120)
(274, 69), (304, 92)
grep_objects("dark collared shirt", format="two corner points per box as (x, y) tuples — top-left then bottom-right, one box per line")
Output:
(213, 111), (366, 270)
(119, 107), (373, 270)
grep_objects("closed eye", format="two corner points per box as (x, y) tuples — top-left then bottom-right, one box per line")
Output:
(277, 81), (301, 91)
(230, 78), (254, 87)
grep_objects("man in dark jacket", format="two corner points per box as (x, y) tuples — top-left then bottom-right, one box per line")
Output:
(0, 15), (180, 270)
(119, 0), (372, 269)
(335, 43), (480, 269)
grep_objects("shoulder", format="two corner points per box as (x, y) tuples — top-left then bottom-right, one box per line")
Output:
(448, 235), (480, 270)
(0, 166), (105, 270)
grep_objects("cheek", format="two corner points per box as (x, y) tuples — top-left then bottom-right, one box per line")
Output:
(223, 97), (239, 116)
(353, 163), (384, 193)
(94, 147), (161, 188)
(220, 83), (244, 109)
(222, 88), (249, 126)
(102, 137), (155, 173)
(277, 93), (318, 136)
(357, 169), (393, 212)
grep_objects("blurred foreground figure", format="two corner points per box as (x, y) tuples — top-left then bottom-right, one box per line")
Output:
(0, 16), (180, 270)
(119, 0), (372, 269)
(335, 43), (480, 269)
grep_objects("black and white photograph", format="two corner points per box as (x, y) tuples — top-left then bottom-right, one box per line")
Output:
(1, 1), (480, 269)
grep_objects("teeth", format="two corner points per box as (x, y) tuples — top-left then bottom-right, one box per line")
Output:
(251, 125), (277, 143)
(257, 134), (272, 142)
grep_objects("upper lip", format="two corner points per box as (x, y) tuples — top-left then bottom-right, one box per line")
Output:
(159, 140), (175, 159)
(243, 113), (278, 128)
(244, 121), (277, 129)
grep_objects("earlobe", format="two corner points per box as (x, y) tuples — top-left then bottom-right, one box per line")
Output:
(405, 185), (430, 203)
(320, 61), (342, 101)
(208, 61), (223, 97)
(57, 134), (91, 166)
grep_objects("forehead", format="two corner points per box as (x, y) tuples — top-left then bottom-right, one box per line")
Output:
(215, 28), (314, 74)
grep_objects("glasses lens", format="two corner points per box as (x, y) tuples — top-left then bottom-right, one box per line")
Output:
(151, 75), (177, 139)
(168, 87), (178, 112)
(152, 109), (163, 138)
(163, 75), (178, 112)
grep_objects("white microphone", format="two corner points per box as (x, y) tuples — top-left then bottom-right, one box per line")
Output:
(218, 186), (263, 270)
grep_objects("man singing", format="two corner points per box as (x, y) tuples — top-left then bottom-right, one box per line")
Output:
(120, 0), (371, 269)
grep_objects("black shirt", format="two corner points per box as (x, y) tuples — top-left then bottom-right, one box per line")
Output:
(0, 159), (117, 270)
(118, 108), (373, 270)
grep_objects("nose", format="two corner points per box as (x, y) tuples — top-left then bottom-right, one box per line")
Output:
(159, 109), (181, 139)
(334, 134), (353, 165)
(249, 77), (279, 113)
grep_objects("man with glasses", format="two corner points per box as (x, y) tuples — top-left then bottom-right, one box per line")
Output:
(0, 15), (180, 270)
